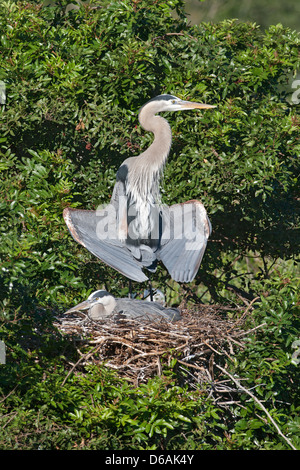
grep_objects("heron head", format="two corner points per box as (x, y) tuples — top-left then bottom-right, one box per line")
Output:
(140, 94), (216, 114)
(65, 289), (117, 318)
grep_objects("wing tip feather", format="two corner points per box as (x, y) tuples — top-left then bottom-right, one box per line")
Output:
(63, 207), (149, 283)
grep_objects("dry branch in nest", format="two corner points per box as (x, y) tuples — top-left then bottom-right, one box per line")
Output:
(54, 298), (259, 388)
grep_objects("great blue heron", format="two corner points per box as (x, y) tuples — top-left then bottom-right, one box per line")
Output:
(63, 94), (215, 284)
(65, 289), (181, 322)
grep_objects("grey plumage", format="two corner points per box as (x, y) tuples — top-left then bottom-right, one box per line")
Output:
(65, 290), (181, 323)
(63, 94), (215, 283)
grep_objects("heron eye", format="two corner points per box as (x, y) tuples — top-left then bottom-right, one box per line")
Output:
(171, 100), (176, 104)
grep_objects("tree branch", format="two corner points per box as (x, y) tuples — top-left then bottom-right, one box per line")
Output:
(215, 364), (297, 450)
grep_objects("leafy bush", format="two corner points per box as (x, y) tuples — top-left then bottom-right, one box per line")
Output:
(0, 0), (299, 450)
(1, 0), (299, 305)
(0, 277), (299, 450)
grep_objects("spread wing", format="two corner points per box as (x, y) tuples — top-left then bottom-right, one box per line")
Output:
(158, 200), (211, 283)
(63, 207), (148, 282)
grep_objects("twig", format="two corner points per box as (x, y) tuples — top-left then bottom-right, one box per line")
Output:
(215, 364), (297, 450)
(0, 385), (19, 404)
(92, 336), (145, 355)
(61, 344), (101, 386)
(125, 350), (167, 366)
(203, 340), (222, 356)
(138, 324), (189, 340)
(226, 296), (260, 333)
(235, 322), (267, 337)
(177, 359), (207, 372)
(1, 412), (18, 430)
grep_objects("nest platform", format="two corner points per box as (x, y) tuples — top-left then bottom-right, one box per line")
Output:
(54, 299), (261, 390)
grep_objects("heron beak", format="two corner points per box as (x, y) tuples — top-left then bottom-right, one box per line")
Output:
(180, 101), (216, 109)
(64, 300), (91, 314)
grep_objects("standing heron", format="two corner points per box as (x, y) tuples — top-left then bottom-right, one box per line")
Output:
(64, 289), (181, 323)
(63, 94), (215, 284)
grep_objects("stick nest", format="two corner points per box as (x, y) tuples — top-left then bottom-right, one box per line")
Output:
(54, 301), (297, 449)
(54, 300), (259, 388)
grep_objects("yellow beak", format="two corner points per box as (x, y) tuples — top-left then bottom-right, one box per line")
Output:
(64, 300), (90, 314)
(180, 101), (216, 109)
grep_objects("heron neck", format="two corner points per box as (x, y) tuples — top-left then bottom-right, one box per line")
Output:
(123, 113), (172, 238)
(138, 113), (172, 169)
(124, 112), (172, 222)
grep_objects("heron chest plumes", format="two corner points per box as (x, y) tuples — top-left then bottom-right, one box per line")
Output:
(129, 118), (171, 203)
(117, 112), (172, 240)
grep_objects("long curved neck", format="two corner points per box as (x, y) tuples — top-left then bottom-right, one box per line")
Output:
(122, 108), (173, 239)
(138, 109), (172, 170)
(126, 111), (171, 209)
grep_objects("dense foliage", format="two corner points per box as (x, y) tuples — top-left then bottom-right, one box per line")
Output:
(0, 0), (299, 450)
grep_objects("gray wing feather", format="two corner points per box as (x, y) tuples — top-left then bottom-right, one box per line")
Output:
(115, 298), (181, 322)
(63, 208), (148, 282)
(158, 200), (211, 282)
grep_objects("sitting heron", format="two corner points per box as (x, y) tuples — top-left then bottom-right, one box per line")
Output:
(65, 289), (181, 323)
(63, 94), (215, 284)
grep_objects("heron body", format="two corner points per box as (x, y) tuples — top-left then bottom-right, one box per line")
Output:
(63, 95), (215, 283)
(65, 290), (181, 323)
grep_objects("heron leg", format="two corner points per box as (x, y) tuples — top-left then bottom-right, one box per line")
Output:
(149, 278), (153, 301)
(128, 280), (132, 298)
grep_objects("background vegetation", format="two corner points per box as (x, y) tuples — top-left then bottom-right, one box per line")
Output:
(186, 0), (300, 32)
(0, 0), (299, 450)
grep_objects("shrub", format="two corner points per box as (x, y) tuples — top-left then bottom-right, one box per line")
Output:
(1, 0), (299, 306)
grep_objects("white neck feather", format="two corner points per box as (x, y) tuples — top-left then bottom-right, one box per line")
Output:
(128, 113), (172, 206)
(123, 103), (173, 239)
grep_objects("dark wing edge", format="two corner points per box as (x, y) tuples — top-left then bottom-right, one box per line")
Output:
(158, 200), (211, 283)
(63, 207), (148, 282)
